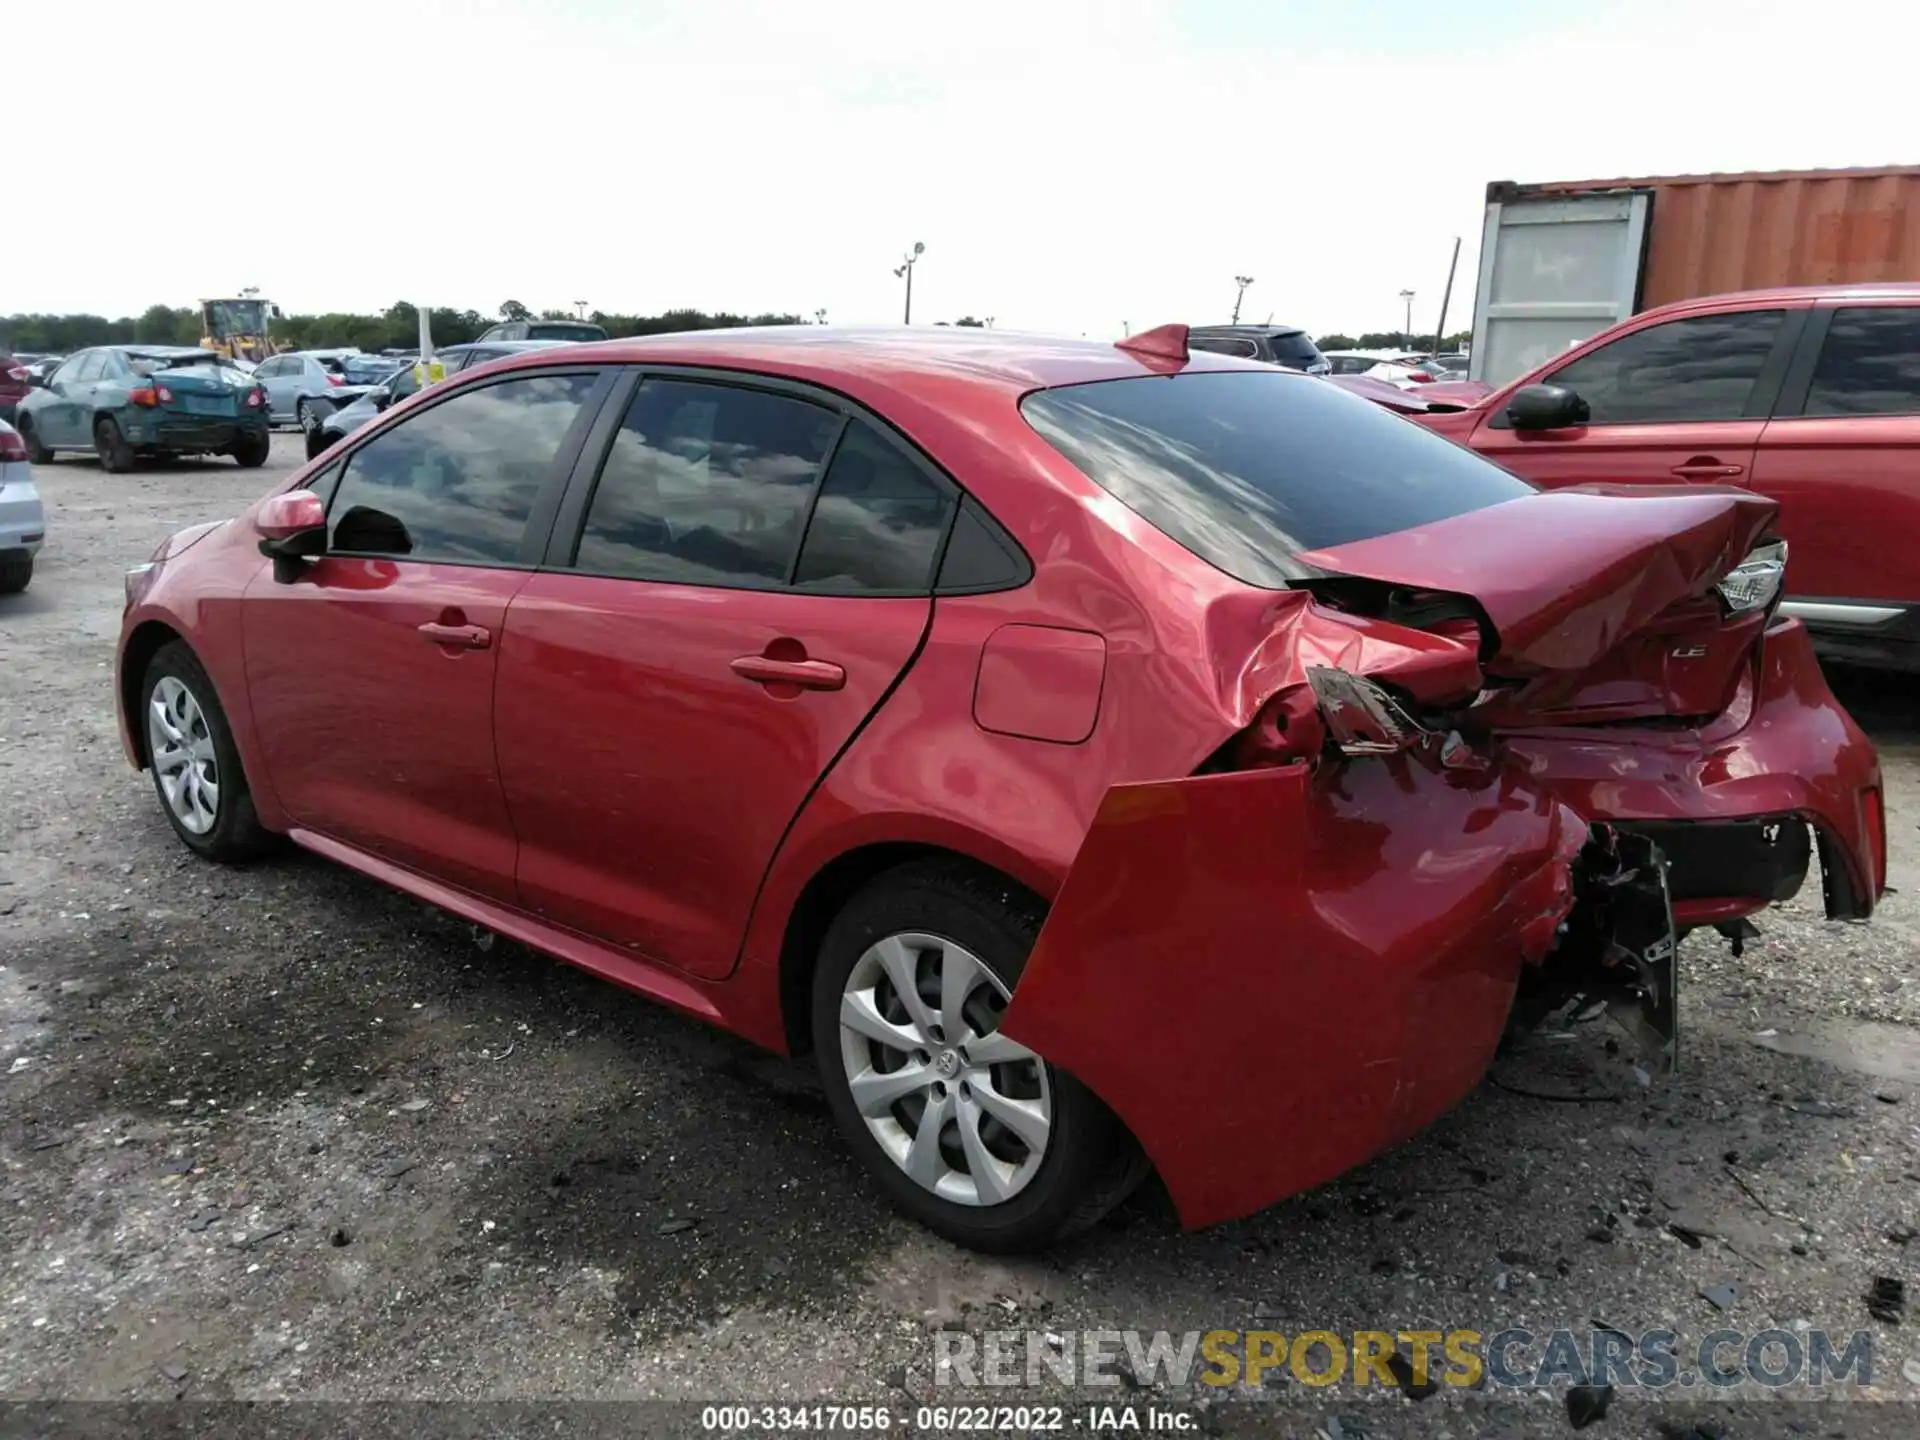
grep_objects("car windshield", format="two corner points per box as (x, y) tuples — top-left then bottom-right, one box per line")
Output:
(204, 300), (270, 339)
(1266, 332), (1326, 369)
(1021, 370), (1534, 587)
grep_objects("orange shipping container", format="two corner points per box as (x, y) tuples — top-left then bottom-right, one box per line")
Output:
(1470, 164), (1920, 384)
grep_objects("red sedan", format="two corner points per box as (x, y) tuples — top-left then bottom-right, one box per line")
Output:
(116, 324), (1885, 1251)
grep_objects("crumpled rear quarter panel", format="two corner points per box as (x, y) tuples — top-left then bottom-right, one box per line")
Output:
(1000, 754), (1585, 1229)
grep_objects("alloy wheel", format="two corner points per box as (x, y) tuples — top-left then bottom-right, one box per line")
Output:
(837, 932), (1052, 1205)
(147, 675), (220, 834)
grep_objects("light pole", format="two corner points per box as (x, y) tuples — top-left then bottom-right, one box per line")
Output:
(1231, 275), (1254, 325)
(815, 309), (827, 326)
(1398, 288), (1416, 346)
(894, 241), (925, 324)
(574, 300), (590, 320)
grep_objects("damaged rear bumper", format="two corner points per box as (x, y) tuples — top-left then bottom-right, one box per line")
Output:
(1503, 619), (1884, 922)
(999, 751), (1589, 1230)
(999, 620), (1881, 1232)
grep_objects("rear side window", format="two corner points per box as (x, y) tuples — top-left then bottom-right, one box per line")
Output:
(1265, 333), (1326, 369)
(328, 373), (597, 562)
(793, 421), (955, 593)
(572, 378), (839, 586)
(1021, 370), (1533, 587)
(1543, 310), (1784, 424)
(1805, 307), (1920, 416)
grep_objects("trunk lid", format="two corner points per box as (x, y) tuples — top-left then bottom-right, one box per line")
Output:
(152, 361), (246, 420)
(1292, 485), (1781, 725)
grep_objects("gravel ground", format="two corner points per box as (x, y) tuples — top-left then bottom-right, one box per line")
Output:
(5, 436), (1920, 1436)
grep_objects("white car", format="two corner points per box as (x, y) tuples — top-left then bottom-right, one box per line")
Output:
(1320, 349), (1441, 388)
(0, 419), (44, 594)
(253, 349), (362, 429)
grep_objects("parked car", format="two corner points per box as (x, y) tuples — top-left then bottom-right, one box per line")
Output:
(1185, 324), (1330, 373)
(25, 355), (67, 385)
(116, 322), (1883, 1251)
(475, 319), (609, 343)
(1432, 351), (1472, 376)
(16, 346), (271, 471)
(1321, 349), (1441, 386)
(0, 419), (43, 593)
(1407, 283), (1920, 672)
(1, 353), (32, 424)
(341, 354), (403, 387)
(253, 351), (358, 429)
(302, 340), (572, 458)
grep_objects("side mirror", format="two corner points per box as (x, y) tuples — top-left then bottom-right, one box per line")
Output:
(369, 385), (393, 411)
(256, 488), (328, 583)
(1506, 383), (1590, 431)
(29, 373), (48, 388)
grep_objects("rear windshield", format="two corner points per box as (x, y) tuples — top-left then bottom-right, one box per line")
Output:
(1267, 332), (1326, 369)
(526, 323), (607, 342)
(1021, 370), (1533, 587)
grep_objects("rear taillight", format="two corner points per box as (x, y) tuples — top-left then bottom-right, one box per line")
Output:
(4, 365), (29, 384)
(246, 388), (266, 408)
(1406, 369), (1434, 383)
(1716, 540), (1788, 614)
(129, 385), (159, 407)
(0, 429), (27, 462)
(326, 374), (344, 386)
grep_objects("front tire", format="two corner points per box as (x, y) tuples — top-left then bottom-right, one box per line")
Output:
(231, 428), (271, 468)
(141, 641), (276, 862)
(94, 416), (135, 473)
(812, 861), (1145, 1252)
(17, 415), (54, 464)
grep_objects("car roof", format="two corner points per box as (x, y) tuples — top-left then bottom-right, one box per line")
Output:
(457, 339), (573, 351)
(112, 345), (208, 357)
(1644, 281), (1920, 318)
(473, 326), (1259, 401)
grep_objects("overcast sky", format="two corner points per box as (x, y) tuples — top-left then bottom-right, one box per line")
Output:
(13, 0), (1916, 338)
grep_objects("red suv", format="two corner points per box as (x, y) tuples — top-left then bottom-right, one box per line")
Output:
(1419, 284), (1920, 672)
(0, 353), (33, 425)
(116, 326), (1884, 1250)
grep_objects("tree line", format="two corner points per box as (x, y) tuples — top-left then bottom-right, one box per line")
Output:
(2, 305), (1470, 356)
(0, 302), (811, 355)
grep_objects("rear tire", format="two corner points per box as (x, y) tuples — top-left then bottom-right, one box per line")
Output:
(0, 555), (31, 594)
(94, 416), (135, 473)
(140, 641), (277, 862)
(811, 860), (1146, 1252)
(17, 415), (54, 464)
(231, 429), (271, 468)
(305, 423), (334, 461)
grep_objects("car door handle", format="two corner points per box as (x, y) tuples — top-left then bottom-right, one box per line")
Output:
(418, 621), (491, 649)
(730, 655), (846, 691)
(1671, 459), (1744, 480)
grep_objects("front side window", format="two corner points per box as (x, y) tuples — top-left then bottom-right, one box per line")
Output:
(793, 421), (955, 593)
(572, 378), (838, 586)
(1022, 369), (1534, 588)
(1805, 307), (1920, 416)
(327, 372), (598, 562)
(1543, 310), (1784, 424)
(72, 353), (107, 383)
(50, 354), (89, 386)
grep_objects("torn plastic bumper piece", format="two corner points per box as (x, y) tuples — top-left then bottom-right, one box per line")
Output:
(999, 750), (1591, 1230)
